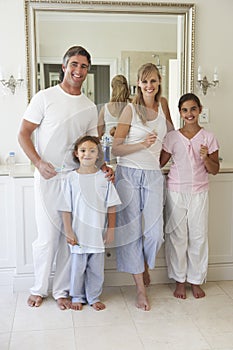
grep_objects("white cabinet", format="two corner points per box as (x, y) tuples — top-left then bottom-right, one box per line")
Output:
(1, 171), (233, 290)
(0, 176), (16, 286)
(12, 177), (37, 290)
(0, 176), (15, 267)
(207, 173), (233, 280)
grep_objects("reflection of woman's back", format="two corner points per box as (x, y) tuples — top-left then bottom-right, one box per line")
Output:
(98, 75), (131, 140)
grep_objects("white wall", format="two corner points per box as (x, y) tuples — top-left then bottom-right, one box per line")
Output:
(0, 0), (232, 163)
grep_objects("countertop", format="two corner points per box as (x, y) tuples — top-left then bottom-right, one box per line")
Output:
(0, 161), (233, 178)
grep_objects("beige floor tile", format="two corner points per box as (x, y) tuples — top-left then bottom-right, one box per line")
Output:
(13, 293), (73, 332)
(72, 286), (133, 327)
(0, 305), (16, 332)
(74, 324), (144, 350)
(203, 332), (233, 349)
(217, 280), (233, 298)
(135, 318), (211, 350)
(9, 328), (76, 350)
(0, 332), (11, 350)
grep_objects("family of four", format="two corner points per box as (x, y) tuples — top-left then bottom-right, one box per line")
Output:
(18, 45), (219, 312)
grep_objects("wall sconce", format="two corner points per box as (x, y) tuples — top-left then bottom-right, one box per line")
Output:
(197, 66), (219, 95)
(0, 67), (24, 94)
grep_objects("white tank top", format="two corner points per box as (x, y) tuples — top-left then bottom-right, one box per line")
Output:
(103, 103), (118, 141)
(118, 103), (167, 170)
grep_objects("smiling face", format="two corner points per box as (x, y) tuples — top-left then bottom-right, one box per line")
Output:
(179, 99), (202, 124)
(138, 70), (160, 99)
(74, 140), (99, 167)
(62, 54), (89, 91)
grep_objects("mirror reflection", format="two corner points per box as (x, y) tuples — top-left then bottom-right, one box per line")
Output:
(25, 1), (195, 128)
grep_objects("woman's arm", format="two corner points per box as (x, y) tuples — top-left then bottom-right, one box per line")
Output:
(160, 149), (172, 168)
(112, 105), (156, 157)
(98, 106), (105, 139)
(161, 97), (174, 132)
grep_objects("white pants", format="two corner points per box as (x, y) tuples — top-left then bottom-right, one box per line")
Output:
(30, 172), (71, 299)
(165, 190), (209, 285)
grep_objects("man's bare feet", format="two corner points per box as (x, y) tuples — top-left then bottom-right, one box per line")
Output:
(56, 297), (71, 310)
(136, 291), (150, 311)
(71, 302), (83, 311)
(143, 264), (151, 287)
(191, 284), (205, 298)
(91, 301), (106, 311)
(27, 295), (43, 307)
(173, 282), (186, 299)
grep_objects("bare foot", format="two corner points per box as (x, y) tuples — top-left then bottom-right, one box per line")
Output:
(136, 291), (150, 311)
(173, 282), (186, 299)
(56, 297), (71, 310)
(191, 284), (205, 298)
(71, 302), (83, 311)
(91, 301), (106, 311)
(27, 295), (43, 307)
(143, 264), (151, 287)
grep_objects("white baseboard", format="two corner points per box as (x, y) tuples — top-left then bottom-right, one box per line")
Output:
(1, 264), (233, 292)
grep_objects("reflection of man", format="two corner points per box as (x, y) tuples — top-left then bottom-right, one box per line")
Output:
(18, 46), (112, 309)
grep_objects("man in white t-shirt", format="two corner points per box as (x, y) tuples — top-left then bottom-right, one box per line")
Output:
(18, 46), (112, 309)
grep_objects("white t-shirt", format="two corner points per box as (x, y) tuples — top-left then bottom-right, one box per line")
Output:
(118, 103), (167, 170)
(23, 85), (98, 171)
(58, 170), (121, 254)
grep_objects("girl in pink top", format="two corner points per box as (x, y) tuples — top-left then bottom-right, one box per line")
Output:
(160, 93), (219, 299)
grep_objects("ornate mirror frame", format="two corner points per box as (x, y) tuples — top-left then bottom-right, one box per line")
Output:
(24, 0), (195, 102)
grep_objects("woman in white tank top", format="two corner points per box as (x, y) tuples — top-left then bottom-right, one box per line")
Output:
(112, 63), (174, 311)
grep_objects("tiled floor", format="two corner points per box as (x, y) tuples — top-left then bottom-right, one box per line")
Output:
(1, 281), (233, 350)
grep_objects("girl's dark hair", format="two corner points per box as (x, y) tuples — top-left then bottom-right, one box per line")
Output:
(59, 46), (91, 82)
(178, 93), (202, 110)
(72, 135), (103, 164)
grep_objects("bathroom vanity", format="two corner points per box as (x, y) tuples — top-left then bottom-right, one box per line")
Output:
(1, 163), (233, 291)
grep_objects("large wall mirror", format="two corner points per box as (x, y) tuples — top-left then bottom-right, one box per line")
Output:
(25, 0), (195, 127)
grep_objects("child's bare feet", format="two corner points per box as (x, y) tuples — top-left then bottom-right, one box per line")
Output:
(136, 291), (150, 311)
(143, 264), (151, 287)
(91, 301), (106, 311)
(27, 295), (43, 307)
(191, 284), (205, 298)
(71, 302), (83, 311)
(173, 282), (186, 299)
(57, 297), (71, 310)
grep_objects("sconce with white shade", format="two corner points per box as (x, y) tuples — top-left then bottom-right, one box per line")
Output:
(197, 66), (219, 95)
(0, 66), (24, 94)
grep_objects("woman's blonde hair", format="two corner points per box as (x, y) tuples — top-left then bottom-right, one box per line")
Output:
(110, 75), (130, 103)
(133, 63), (162, 124)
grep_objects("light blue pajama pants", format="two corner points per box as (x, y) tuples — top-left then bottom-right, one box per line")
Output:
(70, 252), (105, 305)
(115, 165), (164, 274)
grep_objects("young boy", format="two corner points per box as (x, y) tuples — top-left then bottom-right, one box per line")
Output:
(58, 136), (121, 310)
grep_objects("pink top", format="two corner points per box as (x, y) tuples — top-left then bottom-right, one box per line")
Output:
(163, 128), (219, 193)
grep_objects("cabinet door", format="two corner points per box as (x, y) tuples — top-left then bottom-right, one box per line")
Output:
(14, 178), (37, 273)
(208, 173), (233, 264)
(0, 176), (16, 268)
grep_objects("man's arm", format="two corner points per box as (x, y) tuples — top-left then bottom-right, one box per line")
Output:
(18, 119), (57, 179)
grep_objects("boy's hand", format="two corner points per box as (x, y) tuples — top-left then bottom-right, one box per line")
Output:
(103, 228), (115, 245)
(66, 231), (78, 246)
